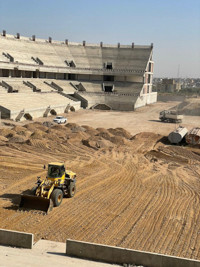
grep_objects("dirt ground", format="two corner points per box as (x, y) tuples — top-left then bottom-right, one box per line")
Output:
(0, 101), (199, 260)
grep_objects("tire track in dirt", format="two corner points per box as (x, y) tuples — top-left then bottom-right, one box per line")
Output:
(0, 123), (200, 260)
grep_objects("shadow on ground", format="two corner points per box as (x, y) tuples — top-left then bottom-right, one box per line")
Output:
(0, 189), (32, 210)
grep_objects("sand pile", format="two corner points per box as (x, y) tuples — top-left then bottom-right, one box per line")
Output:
(96, 128), (114, 141)
(30, 130), (47, 139)
(0, 128), (16, 138)
(65, 123), (86, 132)
(130, 132), (163, 153)
(81, 126), (131, 149)
(0, 135), (8, 145)
(108, 127), (132, 139)
(82, 136), (114, 150)
(13, 126), (32, 138)
(26, 138), (50, 149)
(24, 122), (48, 132)
(8, 134), (28, 144)
(81, 125), (99, 136)
(175, 99), (200, 116)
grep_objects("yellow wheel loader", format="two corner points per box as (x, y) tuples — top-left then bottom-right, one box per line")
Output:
(19, 162), (76, 214)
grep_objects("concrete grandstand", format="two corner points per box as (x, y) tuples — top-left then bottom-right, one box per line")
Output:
(0, 31), (157, 121)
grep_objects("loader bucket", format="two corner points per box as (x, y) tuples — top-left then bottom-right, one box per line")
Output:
(19, 195), (53, 214)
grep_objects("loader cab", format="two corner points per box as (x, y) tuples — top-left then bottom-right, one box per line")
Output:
(47, 163), (65, 179)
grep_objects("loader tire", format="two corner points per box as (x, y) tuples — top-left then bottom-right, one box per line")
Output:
(68, 183), (76, 198)
(51, 189), (63, 207)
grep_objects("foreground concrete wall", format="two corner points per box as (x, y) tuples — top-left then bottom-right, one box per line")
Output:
(0, 229), (33, 249)
(66, 240), (200, 267)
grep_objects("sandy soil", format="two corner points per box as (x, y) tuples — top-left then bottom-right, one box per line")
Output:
(0, 102), (199, 260)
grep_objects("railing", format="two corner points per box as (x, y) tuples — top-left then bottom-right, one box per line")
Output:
(78, 91), (140, 97)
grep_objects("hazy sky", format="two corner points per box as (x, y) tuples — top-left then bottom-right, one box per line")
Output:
(0, 0), (199, 78)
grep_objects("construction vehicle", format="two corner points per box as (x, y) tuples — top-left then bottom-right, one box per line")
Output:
(19, 162), (76, 214)
(159, 110), (183, 123)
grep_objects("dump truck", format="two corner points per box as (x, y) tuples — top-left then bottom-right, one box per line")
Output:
(159, 110), (183, 123)
(19, 162), (76, 214)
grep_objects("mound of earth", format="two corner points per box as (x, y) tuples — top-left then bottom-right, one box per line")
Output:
(24, 122), (48, 132)
(81, 125), (99, 136)
(108, 127), (132, 139)
(30, 130), (47, 139)
(8, 134), (28, 144)
(65, 123), (86, 132)
(0, 128), (16, 138)
(175, 99), (200, 116)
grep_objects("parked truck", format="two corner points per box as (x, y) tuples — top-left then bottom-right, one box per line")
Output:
(159, 110), (183, 123)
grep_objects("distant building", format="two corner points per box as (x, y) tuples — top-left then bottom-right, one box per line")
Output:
(160, 79), (181, 92)
(0, 31), (157, 121)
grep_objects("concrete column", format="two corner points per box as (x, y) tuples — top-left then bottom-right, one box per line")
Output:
(9, 70), (12, 78)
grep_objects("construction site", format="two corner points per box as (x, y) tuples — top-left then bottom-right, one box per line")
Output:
(0, 31), (200, 267)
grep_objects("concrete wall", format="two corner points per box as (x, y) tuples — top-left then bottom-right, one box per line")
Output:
(78, 92), (137, 111)
(66, 240), (200, 267)
(126, 75), (143, 83)
(115, 76), (126, 82)
(0, 106), (10, 119)
(0, 229), (33, 249)
(134, 92), (157, 109)
(158, 94), (185, 102)
(10, 102), (81, 121)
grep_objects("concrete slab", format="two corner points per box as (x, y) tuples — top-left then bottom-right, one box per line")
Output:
(0, 229), (33, 249)
(66, 239), (200, 267)
(0, 240), (121, 267)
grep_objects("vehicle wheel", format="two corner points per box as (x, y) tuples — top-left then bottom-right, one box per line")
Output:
(30, 186), (37, 195)
(68, 183), (76, 198)
(51, 189), (63, 207)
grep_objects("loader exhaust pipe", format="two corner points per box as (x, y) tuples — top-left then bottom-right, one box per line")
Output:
(19, 195), (53, 214)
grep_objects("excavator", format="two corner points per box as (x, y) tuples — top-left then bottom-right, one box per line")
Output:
(19, 162), (76, 214)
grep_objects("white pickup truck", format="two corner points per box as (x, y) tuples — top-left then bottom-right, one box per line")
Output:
(53, 116), (67, 124)
(159, 110), (183, 123)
